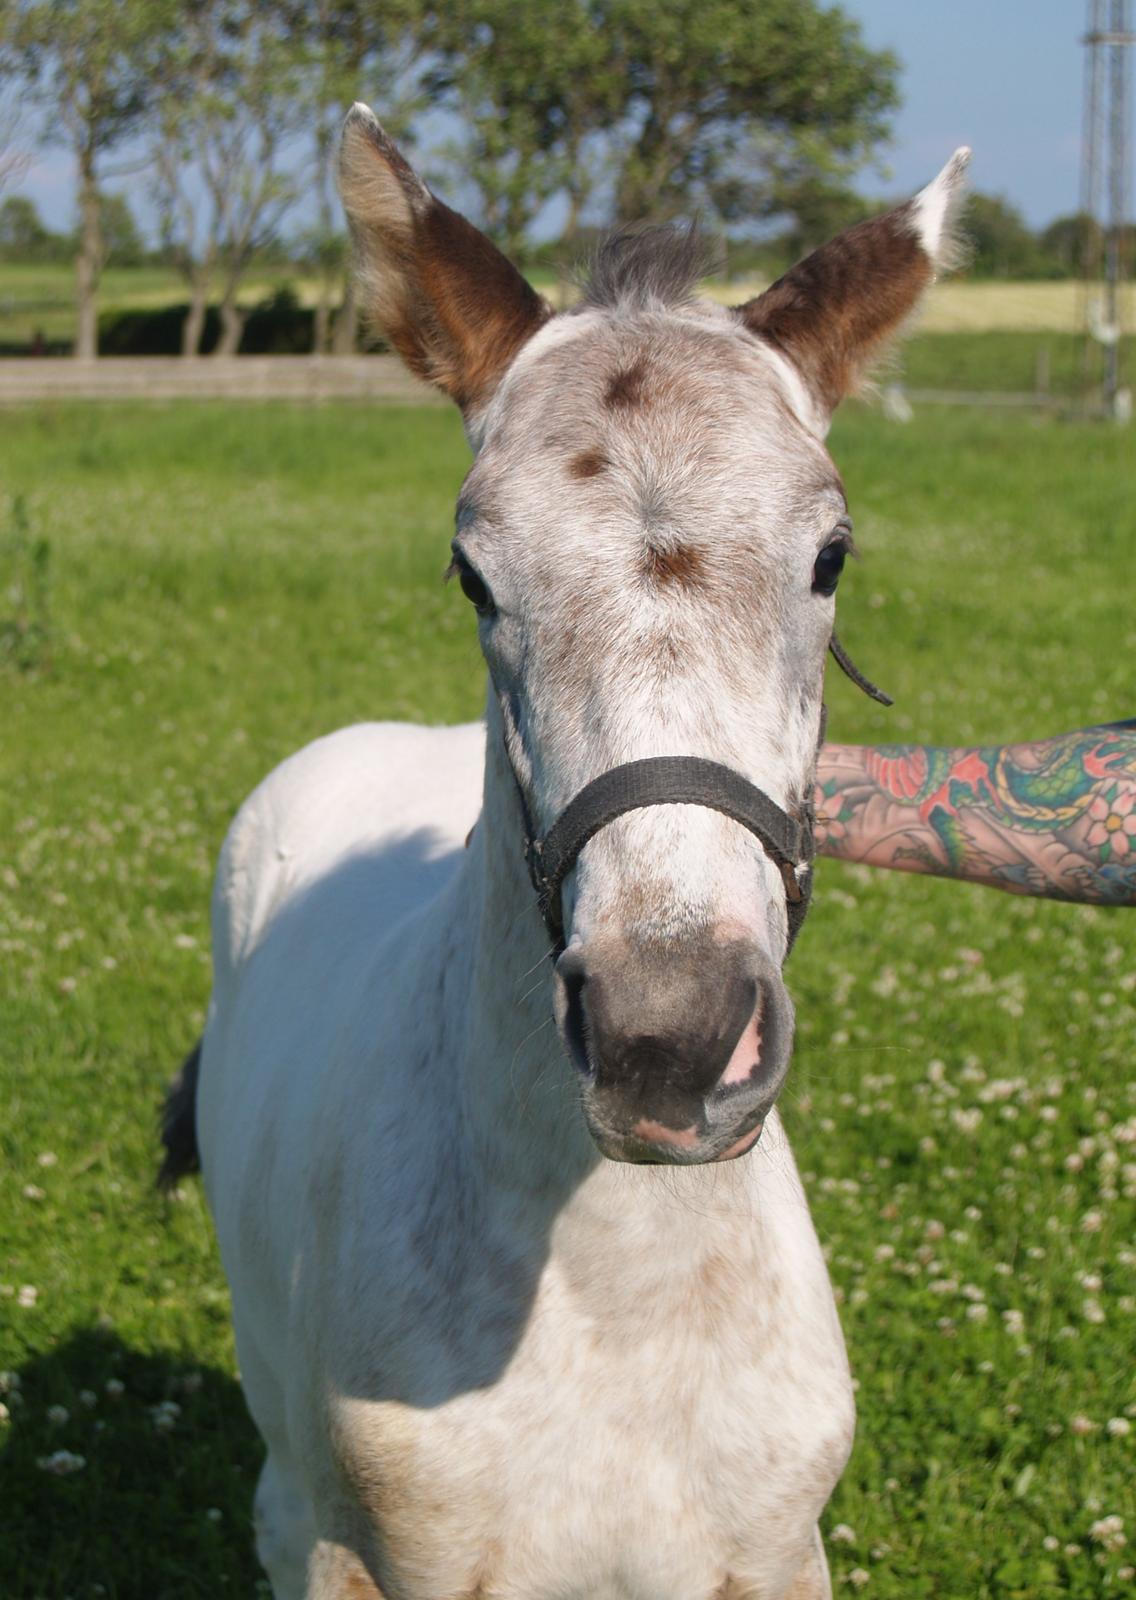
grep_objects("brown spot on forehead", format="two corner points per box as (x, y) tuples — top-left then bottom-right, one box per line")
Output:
(604, 356), (650, 410)
(642, 540), (705, 588)
(568, 449), (608, 479)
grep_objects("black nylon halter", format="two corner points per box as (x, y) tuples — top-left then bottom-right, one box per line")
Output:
(495, 630), (886, 957)
(521, 755), (814, 948)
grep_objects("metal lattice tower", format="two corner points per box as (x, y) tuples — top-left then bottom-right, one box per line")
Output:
(1080, 0), (1134, 419)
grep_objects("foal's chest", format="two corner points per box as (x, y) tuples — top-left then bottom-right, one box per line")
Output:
(328, 1249), (853, 1600)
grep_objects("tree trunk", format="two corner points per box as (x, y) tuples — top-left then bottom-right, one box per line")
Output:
(214, 294), (245, 357)
(331, 275), (358, 355)
(313, 289), (331, 355)
(75, 138), (101, 361)
(182, 275), (210, 357)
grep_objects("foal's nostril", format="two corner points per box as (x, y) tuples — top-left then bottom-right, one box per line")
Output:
(557, 953), (593, 1077)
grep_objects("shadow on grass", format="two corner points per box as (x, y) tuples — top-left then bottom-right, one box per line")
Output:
(1, 1326), (264, 1599)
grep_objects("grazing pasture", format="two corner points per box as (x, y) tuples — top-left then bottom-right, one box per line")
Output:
(0, 396), (1133, 1598)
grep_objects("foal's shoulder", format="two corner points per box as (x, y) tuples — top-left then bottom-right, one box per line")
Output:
(211, 721), (486, 974)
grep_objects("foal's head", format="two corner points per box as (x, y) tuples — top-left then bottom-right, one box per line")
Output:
(340, 106), (968, 1165)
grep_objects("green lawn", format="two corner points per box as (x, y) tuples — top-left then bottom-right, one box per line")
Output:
(0, 400), (1133, 1599)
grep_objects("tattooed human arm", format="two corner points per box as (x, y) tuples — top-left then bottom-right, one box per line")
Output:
(813, 721), (1136, 906)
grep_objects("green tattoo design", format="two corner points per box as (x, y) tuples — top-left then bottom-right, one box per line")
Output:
(818, 721), (1136, 905)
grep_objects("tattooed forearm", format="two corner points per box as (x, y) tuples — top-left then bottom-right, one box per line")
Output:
(814, 722), (1136, 905)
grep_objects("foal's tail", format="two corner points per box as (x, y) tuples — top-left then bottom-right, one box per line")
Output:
(157, 1039), (202, 1192)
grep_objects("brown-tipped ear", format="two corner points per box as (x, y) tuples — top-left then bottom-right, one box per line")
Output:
(736, 149), (970, 426)
(338, 104), (552, 414)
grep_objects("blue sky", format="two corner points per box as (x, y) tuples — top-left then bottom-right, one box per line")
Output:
(851, 0), (1087, 224)
(3, 2), (1097, 235)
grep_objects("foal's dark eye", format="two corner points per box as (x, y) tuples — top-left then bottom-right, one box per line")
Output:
(459, 567), (491, 611)
(812, 536), (850, 597)
(449, 553), (495, 615)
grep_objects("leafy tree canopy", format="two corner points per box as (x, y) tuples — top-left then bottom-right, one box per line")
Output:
(423, 0), (898, 258)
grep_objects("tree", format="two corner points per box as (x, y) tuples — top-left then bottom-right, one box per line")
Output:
(423, 0), (896, 259)
(289, 0), (421, 355)
(965, 192), (1043, 279)
(150, 2), (303, 356)
(9, 0), (166, 358)
(602, 0), (897, 226)
(101, 189), (145, 265)
(423, 3), (619, 265)
(0, 192), (51, 257)
(1039, 213), (1102, 280)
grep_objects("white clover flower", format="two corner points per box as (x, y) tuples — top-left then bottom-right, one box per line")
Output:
(0, 1402), (9, 1424)
(150, 1399), (181, 1432)
(37, 1450), (86, 1475)
(1107, 1417), (1132, 1438)
(17, 1285), (37, 1308)
(46, 1405), (69, 1426)
(1070, 1414), (1097, 1436)
(1088, 1516), (1126, 1553)
(846, 1568), (871, 1587)
(830, 1525), (857, 1545)
(37, 1151), (57, 1168)
(1081, 1210), (1104, 1233)
(1080, 1272), (1103, 1292)
(79, 1389), (96, 1409)
(1082, 1299), (1106, 1324)
(104, 1378), (124, 1399)
(1042, 1536), (1059, 1551)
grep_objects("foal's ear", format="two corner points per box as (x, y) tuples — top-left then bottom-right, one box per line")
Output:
(736, 149), (970, 429)
(338, 104), (552, 414)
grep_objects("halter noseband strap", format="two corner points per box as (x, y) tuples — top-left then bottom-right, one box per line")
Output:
(523, 755), (811, 940)
(496, 629), (886, 956)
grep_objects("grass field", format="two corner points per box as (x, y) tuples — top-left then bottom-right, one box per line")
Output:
(0, 398), (1133, 1599)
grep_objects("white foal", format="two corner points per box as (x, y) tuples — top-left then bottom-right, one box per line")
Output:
(168, 107), (969, 1600)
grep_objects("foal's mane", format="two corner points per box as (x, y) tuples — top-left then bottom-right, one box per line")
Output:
(580, 223), (716, 313)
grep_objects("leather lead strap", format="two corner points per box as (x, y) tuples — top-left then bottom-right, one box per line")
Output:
(829, 633), (894, 707)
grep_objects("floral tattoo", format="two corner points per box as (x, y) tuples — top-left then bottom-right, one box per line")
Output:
(813, 721), (1136, 906)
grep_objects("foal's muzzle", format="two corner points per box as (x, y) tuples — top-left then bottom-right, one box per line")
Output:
(554, 935), (795, 1165)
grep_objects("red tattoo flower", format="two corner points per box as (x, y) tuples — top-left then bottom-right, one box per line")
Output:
(865, 746), (929, 801)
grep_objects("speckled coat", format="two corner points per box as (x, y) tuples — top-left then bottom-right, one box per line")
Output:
(194, 108), (969, 1600)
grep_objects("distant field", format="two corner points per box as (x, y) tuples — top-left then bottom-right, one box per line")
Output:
(703, 278), (1136, 335)
(0, 399), (1133, 1598)
(4, 261), (1135, 354)
(0, 263), (320, 349)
